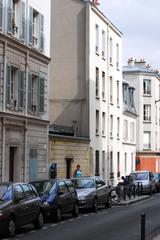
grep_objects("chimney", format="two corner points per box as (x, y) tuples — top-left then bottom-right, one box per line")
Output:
(92, 0), (100, 6)
(134, 58), (146, 67)
(128, 57), (134, 66)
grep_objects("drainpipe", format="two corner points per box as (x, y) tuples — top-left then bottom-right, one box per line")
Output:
(3, 41), (7, 112)
(2, 118), (5, 181)
(24, 120), (27, 182)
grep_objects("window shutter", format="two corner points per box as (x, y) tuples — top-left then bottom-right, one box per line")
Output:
(7, 0), (13, 34)
(39, 77), (44, 114)
(28, 72), (32, 112)
(39, 14), (44, 51)
(29, 7), (33, 45)
(18, 69), (24, 111)
(6, 64), (11, 106)
(0, 0), (3, 30)
(20, 1), (25, 41)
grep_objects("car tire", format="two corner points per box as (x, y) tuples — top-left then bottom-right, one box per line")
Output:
(55, 207), (62, 222)
(72, 203), (79, 217)
(8, 216), (16, 237)
(105, 194), (112, 208)
(34, 211), (44, 229)
(93, 198), (98, 212)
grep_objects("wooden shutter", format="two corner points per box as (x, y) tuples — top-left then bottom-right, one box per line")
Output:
(28, 72), (32, 112)
(20, 1), (25, 41)
(18, 69), (24, 110)
(0, 0), (3, 30)
(7, 0), (13, 34)
(6, 64), (11, 106)
(39, 14), (44, 51)
(29, 7), (33, 45)
(39, 77), (44, 114)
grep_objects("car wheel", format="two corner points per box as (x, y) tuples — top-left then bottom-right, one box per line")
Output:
(34, 211), (44, 229)
(72, 203), (79, 217)
(105, 194), (112, 208)
(93, 198), (98, 212)
(8, 216), (16, 237)
(55, 207), (62, 222)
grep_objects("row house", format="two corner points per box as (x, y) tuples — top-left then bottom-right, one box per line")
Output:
(123, 58), (160, 173)
(0, 0), (50, 182)
(49, 0), (136, 185)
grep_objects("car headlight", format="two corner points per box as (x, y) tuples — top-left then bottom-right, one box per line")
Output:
(0, 210), (3, 216)
(43, 201), (50, 207)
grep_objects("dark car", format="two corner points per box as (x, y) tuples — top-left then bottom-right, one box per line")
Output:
(30, 179), (79, 222)
(154, 172), (160, 192)
(71, 176), (111, 211)
(0, 182), (44, 237)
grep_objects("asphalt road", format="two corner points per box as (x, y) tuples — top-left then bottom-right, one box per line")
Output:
(3, 193), (160, 240)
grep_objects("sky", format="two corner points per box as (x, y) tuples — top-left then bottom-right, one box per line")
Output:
(100, 0), (160, 69)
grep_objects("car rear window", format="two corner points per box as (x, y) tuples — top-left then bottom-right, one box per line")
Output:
(31, 181), (56, 195)
(72, 179), (94, 189)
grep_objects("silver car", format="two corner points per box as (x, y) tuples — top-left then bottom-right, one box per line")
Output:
(130, 170), (156, 194)
(71, 176), (111, 211)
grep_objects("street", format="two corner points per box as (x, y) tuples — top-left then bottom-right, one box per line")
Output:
(2, 193), (160, 240)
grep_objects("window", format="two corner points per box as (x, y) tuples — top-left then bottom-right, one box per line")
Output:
(6, 64), (24, 110)
(95, 24), (99, 53)
(130, 122), (135, 142)
(0, 0), (3, 30)
(117, 81), (119, 106)
(22, 184), (33, 198)
(58, 181), (69, 194)
(96, 67), (99, 98)
(28, 73), (45, 115)
(143, 79), (151, 95)
(96, 110), (99, 134)
(155, 106), (157, 124)
(116, 43), (119, 68)
(7, 0), (25, 41)
(117, 117), (120, 138)
(117, 152), (120, 178)
(123, 119), (128, 140)
(102, 71), (105, 100)
(102, 151), (105, 180)
(14, 184), (25, 199)
(110, 115), (113, 138)
(102, 112), (105, 136)
(143, 131), (151, 149)
(110, 76), (113, 103)
(110, 151), (113, 178)
(124, 153), (127, 173)
(131, 153), (134, 172)
(95, 150), (99, 176)
(29, 7), (44, 51)
(155, 132), (157, 150)
(102, 30), (105, 58)
(143, 104), (151, 122)
(109, 37), (113, 64)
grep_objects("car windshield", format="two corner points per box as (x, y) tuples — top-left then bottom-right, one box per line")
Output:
(0, 185), (12, 201)
(72, 179), (94, 189)
(31, 181), (56, 195)
(131, 172), (148, 180)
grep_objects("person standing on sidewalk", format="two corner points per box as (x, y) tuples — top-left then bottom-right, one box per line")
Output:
(73, 164), (81, 177)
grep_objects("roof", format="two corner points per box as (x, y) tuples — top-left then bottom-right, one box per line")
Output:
(123, 66), (160, 78)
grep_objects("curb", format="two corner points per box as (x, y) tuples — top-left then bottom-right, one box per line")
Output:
(112, 195), (150, 206)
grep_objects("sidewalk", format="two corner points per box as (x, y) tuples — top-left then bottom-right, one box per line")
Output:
(111, 194), (150, 206)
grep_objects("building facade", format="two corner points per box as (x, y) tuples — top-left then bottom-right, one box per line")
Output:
(50, 0), (125, 185)
(0, 0), (50, 182)
(123, 58), (160, 173)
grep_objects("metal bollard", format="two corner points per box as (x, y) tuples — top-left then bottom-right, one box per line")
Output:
(141, 213), (146, 240)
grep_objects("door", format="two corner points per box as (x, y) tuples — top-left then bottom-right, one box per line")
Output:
(95, 177), (108, 204)
(9, 147), (18, 182)
(66, 158), (72, 179)
(29, 149), (37, 181)
(58, 181), (73, 213)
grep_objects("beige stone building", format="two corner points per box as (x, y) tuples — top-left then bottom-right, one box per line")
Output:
(0, 0), (50, 182)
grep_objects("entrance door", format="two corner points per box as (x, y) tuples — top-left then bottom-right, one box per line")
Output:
(66, 159), (72, 179)
(9, 146), (18, 181)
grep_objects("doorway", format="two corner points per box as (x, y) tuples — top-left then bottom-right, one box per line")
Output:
(66, 158), (73, 179)
(9, 147), (18, 181)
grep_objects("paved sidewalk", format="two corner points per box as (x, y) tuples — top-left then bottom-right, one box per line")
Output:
(111, 194), (150, 206)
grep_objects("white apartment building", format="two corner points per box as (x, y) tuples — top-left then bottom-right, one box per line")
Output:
(50, 0), (129, 185)
(0, 0), (50, 182)
(123, 58), (160, 173)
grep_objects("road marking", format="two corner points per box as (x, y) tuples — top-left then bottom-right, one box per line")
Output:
(50, 223), (57, 227)
(42, 226), (48, 230)
(60, 221), (66, 224)
(83, 214), (89, 217)
(30, 230), (36, 233)
(98, 211), (108, 215)
(68, 219), (74, 222)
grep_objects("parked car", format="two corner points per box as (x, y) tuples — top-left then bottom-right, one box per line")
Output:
(130, 170), (156, 194)
(154, 172), (160, 192)
(30, 179), (79, 222)
(0, 182), (43, 237)
(71, 176), (111, 211)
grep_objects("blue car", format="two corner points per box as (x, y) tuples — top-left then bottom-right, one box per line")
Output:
(30, 179), (79, 222)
